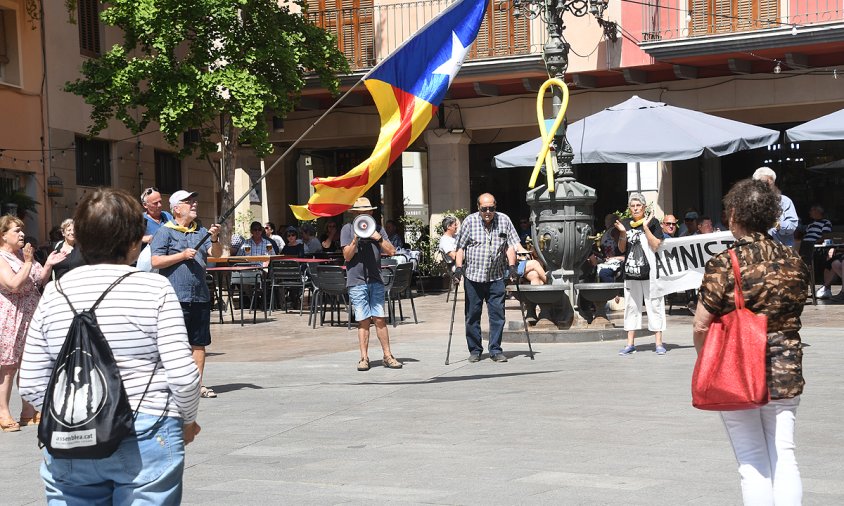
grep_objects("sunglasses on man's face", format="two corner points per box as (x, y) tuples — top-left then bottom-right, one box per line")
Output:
(479, 206), (496, 213)
(663, 222), (678, 227)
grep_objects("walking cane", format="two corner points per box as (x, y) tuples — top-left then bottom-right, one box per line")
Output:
(513, 281), (535, 360)
(444, 280), (460, 365)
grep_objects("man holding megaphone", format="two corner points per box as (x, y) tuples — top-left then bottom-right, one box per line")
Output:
(341, 197), (403, 372)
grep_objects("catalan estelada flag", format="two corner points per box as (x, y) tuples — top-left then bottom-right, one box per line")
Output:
(290, 0), (488, 220)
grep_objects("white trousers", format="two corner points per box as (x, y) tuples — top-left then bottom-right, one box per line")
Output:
(623, 279), (666, 332)
(720, 397), (802, 506)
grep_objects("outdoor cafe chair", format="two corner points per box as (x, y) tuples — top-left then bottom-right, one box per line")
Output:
(206, 272), (234, 324)
(229, 261), (268, 324)
(385, 262), (417, 327)
(313, 265), (352, 329)
(267, 260), (307, 315)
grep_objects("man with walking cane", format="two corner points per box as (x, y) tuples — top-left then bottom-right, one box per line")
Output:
(452, 193), (521, 363)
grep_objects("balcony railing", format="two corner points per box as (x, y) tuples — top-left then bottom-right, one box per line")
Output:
(305, 0), (538, 71)
(641, 0), (843, 42)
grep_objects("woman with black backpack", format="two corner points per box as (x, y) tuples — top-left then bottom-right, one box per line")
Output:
(20, 188), (201, 504)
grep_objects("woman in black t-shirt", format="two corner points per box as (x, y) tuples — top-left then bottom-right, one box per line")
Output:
(52, 219), (85, 280)
(614, 192), (666, 356)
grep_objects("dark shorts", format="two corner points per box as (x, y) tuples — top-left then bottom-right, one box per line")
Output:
(180, 301), (211, 347)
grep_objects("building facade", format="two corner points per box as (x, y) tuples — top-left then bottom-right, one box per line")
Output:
(268, 0), (844, 233)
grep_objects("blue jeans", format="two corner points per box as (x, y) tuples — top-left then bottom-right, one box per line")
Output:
(464, 278), (506, 356)
(41, 413), (185, 506)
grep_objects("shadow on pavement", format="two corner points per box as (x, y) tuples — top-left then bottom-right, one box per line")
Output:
(348, 369), (562, 386)
(209, 382), (264, 394)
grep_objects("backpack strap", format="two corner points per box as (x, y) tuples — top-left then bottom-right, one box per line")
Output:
(55, 271), (138, 316)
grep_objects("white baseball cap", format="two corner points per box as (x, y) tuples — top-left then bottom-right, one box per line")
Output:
(169, 190), (198, 209)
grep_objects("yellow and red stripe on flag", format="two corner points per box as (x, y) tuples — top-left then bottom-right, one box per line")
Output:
(290, 0), (488, 220)
(290, 79), (435, 220)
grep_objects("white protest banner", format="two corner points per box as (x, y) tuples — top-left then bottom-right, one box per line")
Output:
(643, 231), (735, 297)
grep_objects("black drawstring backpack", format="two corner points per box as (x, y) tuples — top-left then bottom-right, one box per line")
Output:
(38, 271), (158, 459)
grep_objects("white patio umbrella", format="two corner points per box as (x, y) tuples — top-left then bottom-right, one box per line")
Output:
(786, 108), (844, 142)
(494, 96), (779, 168)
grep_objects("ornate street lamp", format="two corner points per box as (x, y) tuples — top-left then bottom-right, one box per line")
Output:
(510, 0), (617, 328)
(513, 0), (613, 178)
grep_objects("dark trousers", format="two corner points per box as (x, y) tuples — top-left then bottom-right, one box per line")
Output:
(464, 278), (506, 356)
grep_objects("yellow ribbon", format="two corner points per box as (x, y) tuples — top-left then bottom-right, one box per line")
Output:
(530, 78), (570, 193)
(163, 220), (197, 233)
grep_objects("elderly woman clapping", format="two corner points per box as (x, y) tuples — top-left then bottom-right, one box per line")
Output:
(51, 218), (85, 280)
(0, 216), (65, 432)
(693, 179), (809, 505)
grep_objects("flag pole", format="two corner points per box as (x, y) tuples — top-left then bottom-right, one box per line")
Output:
(195, 76), (367, 249)
(197, 0), (478, 248)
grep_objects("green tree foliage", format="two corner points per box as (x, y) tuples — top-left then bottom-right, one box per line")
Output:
(65, 0), (349, 240)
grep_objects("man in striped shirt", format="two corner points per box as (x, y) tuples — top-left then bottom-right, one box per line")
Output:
(453, 193), (521, 363)
(803, 205), (832, 244)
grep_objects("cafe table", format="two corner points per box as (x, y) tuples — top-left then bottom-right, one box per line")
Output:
(206, 264), (266, 325)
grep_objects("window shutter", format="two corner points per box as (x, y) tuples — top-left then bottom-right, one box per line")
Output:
(472, 1), (529, 59)
(689, 0), (779, 36)
(77, 0), (101, 56)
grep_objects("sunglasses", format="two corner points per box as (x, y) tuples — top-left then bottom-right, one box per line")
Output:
(663, 222), (678, 226)
(479, 206), (496, 213)
(140, 187), (159, 202)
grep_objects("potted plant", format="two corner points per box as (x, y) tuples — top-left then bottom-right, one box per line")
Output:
(400, 208), (468, 292)
(0, 190), (38, 219)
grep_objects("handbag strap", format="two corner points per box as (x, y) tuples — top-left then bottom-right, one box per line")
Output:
(727, 248), (745, 310)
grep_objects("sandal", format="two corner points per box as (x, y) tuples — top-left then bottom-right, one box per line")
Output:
(357, 358), (370, 371)
(19, 411), (41, 427)
(383, 355), (403, 369)
(1, 416), (21, 433)
(200, 386), (217, 398)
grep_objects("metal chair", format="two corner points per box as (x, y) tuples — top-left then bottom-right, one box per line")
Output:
(267, 260), (307, 315)
(229, 262), (267, 324)
(306, 263), (321, 326)
(206, 272), (234, 324)
(313, 265), (352, 328)
(385, 262), (417, 327)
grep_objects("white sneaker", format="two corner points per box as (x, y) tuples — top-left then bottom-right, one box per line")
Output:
(816, 286), (832, 299)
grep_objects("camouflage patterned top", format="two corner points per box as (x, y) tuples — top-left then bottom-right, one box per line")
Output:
(698, 232), (809, 399)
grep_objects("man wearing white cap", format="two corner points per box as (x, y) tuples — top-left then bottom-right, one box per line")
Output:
(151, 190), (222, 398)
(753, 167), (799, 247)
(341, 197), (403, 371)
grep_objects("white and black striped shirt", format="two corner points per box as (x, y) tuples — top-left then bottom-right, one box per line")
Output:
(20, 265), (200, 423)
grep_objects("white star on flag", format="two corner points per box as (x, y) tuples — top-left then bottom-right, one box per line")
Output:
(432, 32), (470, 87)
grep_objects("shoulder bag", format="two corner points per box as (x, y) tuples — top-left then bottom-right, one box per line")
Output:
(691, 248), (769, 411)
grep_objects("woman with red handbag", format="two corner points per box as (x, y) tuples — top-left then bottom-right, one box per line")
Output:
(693, 178), (809, 505)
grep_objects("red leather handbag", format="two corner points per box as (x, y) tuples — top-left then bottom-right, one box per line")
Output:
(692, 248), (769, 411)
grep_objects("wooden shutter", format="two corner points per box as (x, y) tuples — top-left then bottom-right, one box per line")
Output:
(471, 0), (530, 59)
(77, 0), (101, 56)
(307, 0), (374, 68)
(689, 0), (779, 36)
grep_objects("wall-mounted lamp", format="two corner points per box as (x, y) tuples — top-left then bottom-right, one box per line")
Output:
(448, 127), (465, 134)
(272, 116), (285, 133)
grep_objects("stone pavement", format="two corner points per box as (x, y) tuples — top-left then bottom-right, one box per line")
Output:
(3, 289), (844, 505)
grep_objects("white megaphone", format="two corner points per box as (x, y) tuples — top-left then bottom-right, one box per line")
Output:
(353, 214), (377, 239)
